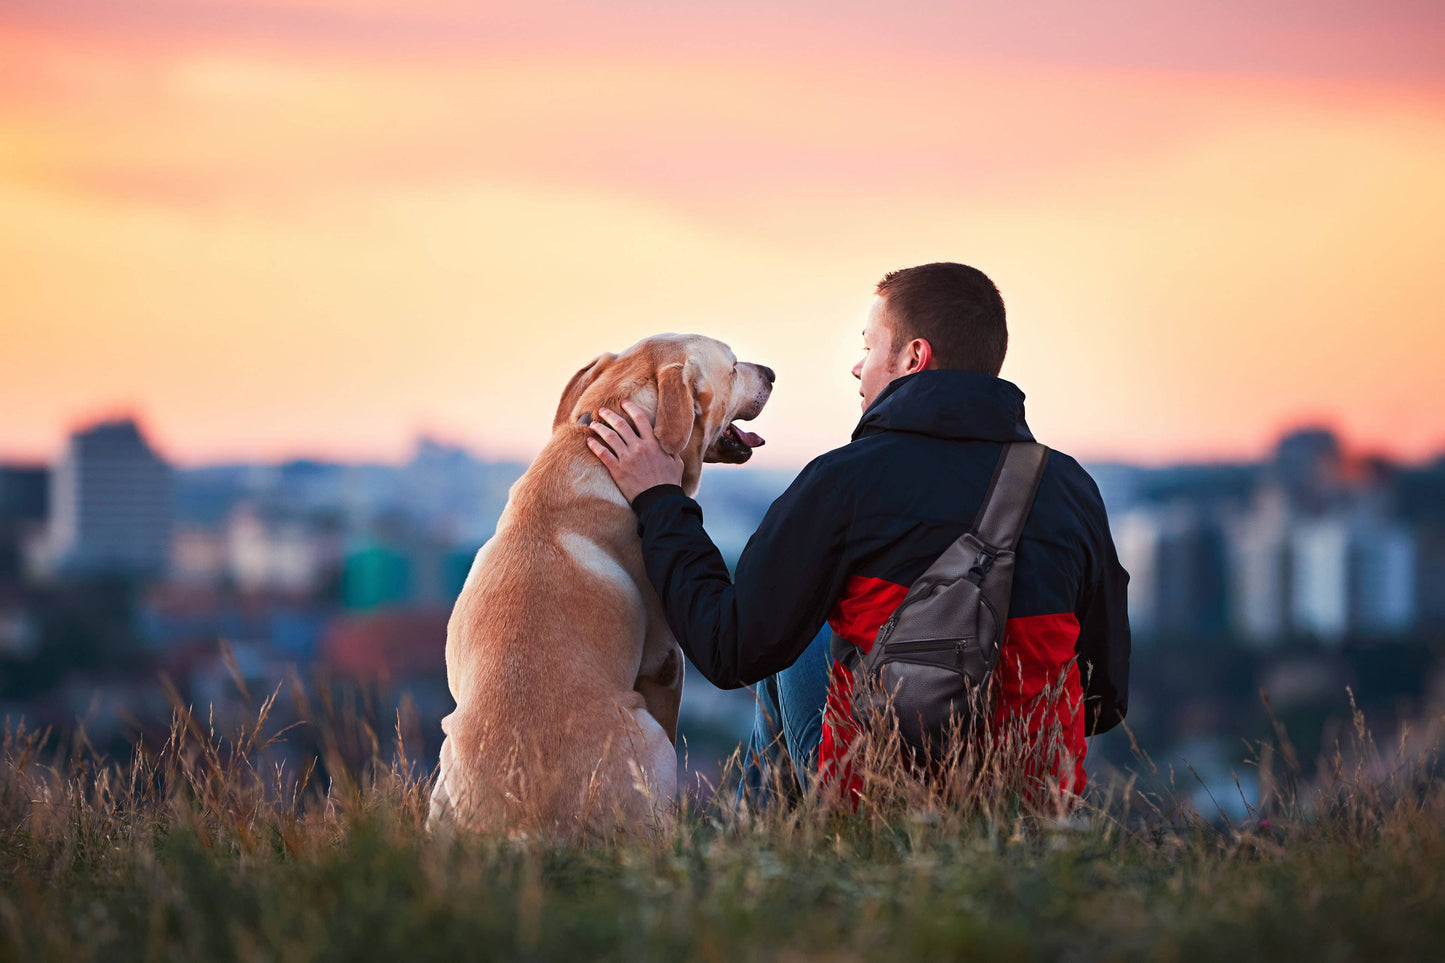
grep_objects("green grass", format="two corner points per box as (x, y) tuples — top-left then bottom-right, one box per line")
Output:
(2, 671), (1443, 962)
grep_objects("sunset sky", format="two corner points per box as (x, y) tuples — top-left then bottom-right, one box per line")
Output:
(3, 1), (1444, 470)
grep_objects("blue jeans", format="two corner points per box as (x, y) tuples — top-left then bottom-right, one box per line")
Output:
(738, 624), (833, 806)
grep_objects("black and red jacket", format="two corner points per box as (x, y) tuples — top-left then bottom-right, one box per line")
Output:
(631, 369), (1130, 794)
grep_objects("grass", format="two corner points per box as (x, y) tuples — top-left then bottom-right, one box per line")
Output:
(2, 659), (1443, 962)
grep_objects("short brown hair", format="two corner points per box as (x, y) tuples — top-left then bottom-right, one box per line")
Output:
(875, 262), (1007, 376)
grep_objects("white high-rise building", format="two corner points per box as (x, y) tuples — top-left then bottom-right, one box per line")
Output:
(1113, 508), (1161, 639)
(1291, 519), (1351, 643)
(1290, 513), (1417, 643)
(1227, 495), (1292, 646)
(48, 419), (174, 575)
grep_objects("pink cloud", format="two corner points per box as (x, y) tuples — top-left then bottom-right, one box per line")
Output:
(6, 0), (1445, 84)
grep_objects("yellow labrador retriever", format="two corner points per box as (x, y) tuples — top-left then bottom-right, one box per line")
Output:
(428, 334), (773, 838)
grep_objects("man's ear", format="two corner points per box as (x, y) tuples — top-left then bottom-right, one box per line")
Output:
(654, 362), (698, 456)
(902, 337), (934, 374)
(553, 353), (615, 429)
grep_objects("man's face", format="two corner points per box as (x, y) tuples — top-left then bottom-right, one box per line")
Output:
(851, 295), (902, 413)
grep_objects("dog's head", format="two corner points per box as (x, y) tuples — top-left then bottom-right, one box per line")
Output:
(553, 334), (774, 494)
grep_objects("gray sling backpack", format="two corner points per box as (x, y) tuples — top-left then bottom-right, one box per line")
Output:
(832, 441), (1050, 761)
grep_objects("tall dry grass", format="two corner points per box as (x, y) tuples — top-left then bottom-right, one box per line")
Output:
(2, 651), (1444, 960)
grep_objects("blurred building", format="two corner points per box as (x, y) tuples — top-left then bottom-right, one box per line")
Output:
(43, 419), (174, 577)
(342, 533), (476, 611)
(1395, 462), (1445, 630)
(169, 523), (229, 586)
(0, 591), (39, 659)
(320, 606), (449, 683)
(343, 540), (414, 610)
(225, 504), (343, 595)
(139, 583), (330, 660)
(1114, 504), (1227, 640)
(0, 466), (48, 521)
(1227, 497), (1418, 646)
(1343, 516), (1416, 637)
(1226, 494), (1293, 646)
(1113, 511), (1159, 638)
(1272, 427), (1344, 514)
(1417, 531), (1445, 630)
(1290, 518), (1351, 642)
(1290, 514), (1416, 643)
(0, 464), (49, 585)
(400, 437), (516, 544)
(318, 606), (453, 717)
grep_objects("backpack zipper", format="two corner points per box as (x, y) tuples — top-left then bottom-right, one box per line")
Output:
(883, 638), (968, 655)
(875, 576), (961, 646)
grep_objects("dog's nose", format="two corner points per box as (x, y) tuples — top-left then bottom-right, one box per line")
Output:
(758, 365), (776, 385)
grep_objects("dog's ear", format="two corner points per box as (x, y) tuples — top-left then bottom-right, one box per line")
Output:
(553, 353), (615, 429)
(654, 361), (698, 456)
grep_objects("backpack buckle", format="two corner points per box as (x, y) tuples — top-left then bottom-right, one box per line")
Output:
(966, 550), (995, 585)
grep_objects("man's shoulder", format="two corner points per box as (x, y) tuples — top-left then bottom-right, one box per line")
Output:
(787, 435), (1109, 523)
(1031, 448), (1116, 552)
(808, 435), (884, 469)
(820, 431), (1095, 477)
(776, 443), (866, 497)
(1040, 449), (1109, 511)
(787, 432), (902, 487)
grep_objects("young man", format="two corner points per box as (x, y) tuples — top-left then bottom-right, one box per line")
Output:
(586, 262), (1130, 800)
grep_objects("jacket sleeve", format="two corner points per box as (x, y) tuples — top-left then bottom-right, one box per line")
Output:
(630, 458), (851, 689)
(1074, 478), (1132, 736)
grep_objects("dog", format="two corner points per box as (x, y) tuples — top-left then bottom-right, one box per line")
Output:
(427, 334), (773, 838)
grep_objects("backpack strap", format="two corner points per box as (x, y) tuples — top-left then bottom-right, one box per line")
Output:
(971, 442), (1050, 552)
(829, 442), (1050, 673)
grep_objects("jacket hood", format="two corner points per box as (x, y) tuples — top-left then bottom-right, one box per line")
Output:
(851, 369), (1034, 444)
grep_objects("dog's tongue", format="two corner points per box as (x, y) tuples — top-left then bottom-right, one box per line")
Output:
(729, 424), (765, 448)
(713, 423), (765, 464)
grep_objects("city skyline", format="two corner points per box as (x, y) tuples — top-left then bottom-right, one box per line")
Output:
(5, 409), (1445, 474)
(7, 414), (1443, 650)
(3, 1), (1444, 467)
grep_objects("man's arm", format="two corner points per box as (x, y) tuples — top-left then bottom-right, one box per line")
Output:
(1074, 480), (1131, 736)
(587, 401), (852, 689)
(629, 459), (851, 689)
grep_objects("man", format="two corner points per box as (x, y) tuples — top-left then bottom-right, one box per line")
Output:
(586, 262), (1130, 802)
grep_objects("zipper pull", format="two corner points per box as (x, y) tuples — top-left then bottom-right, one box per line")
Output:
(880, 614), (897, 644)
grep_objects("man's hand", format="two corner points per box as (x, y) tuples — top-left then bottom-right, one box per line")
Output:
(586, 400), (685, 503)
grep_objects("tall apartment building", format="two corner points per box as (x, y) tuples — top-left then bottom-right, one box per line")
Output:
(1114, 504), (1227, 641)
(1291, 514), (1416, 642)
(1226, 494), (1293, 647)
(1290, 518), (1352, 642)
(47, 419), (174, 576)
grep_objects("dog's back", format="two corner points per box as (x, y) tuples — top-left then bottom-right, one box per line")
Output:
(429, 441), (673, 837)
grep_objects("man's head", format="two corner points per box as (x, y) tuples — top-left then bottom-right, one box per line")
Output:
(851, 262), (1008, 412)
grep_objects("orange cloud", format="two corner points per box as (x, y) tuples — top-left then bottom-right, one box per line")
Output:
(1, 23), (1443, 467)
